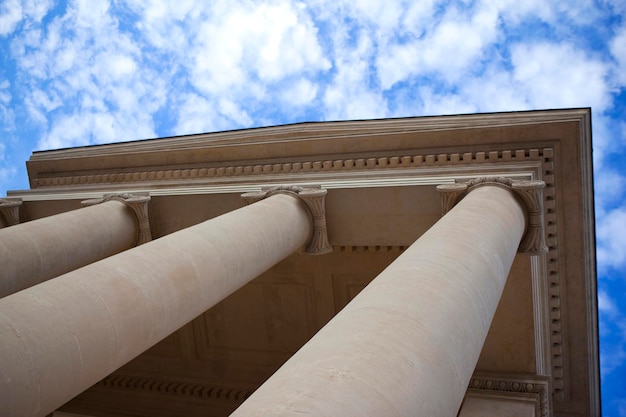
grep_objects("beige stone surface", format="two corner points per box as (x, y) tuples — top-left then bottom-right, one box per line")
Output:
(0, 200), (137, 298)
(459, 396), (537, 417)
(3, 109), (598, 417)
(231, 185), (525, 416)
(0, 194), (310, 417)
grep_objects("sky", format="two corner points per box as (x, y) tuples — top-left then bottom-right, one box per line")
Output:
(0, 0), (624, 414)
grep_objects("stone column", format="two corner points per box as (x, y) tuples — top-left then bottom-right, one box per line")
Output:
(0, 195), (149, 298)
(0, 191), (324, 417)
(231, 180), (545, 417)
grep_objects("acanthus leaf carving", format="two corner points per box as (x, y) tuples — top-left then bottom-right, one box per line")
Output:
(0, 198), (22, 227)
(241, 185), (332, 255)
(436, 177), (548, 255)
(82, 193), (152, 245)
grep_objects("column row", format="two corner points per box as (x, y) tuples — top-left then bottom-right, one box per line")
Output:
(0, 180), (545, 417)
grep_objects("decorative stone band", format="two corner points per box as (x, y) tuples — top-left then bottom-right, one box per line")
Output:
(437, 177), (548, 254)
(81, 193), (152, 245)
(97, 373), (253, 402)
(242, 185), (332, 255)
(467, 373), (550, 417)
(0, 198), (22, 226)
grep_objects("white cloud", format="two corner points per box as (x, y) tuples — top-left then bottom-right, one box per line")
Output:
(0, 80), (11, 107)
(610, 25), (626, 86)
(189, 2), (330, 96)
(0, 0), (22, 36)
(322, 28), (388, 120)
(22, 0), (53, 22)
(493, 0), (606, 27)
(5, 0), (168, 150)
(39, 108), (156, 150)
(602, 342), (626, 377)
(599, 289), (620, 318)
(0, 142), (17, 186)
(280, 78), (318, 107)
(511, 42), (611, 111)
(173, 93), (222, 135)
(0, 80), (14, 132)
(597, 208), (626, 272)
(594, 169), (626, 211)
(377, 1), (500, 88)
(414, 86), (478, 116)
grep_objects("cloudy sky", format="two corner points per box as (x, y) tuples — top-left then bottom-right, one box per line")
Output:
(1, 0), (625, 414)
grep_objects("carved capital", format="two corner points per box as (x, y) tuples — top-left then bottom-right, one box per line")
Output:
(242, 185), (332, 255)
(437, 177), (548, 254)
(0, 198), (22, 226)
(82, 193), (152, 245)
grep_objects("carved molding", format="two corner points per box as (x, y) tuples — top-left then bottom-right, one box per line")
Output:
(436, 177), (548, 254)
(466, 373), (550, 417)
(97, 374), (252, 402)
(30, 148), (551, 188)
(242, 185), (332, 255)
(81, 193), (152, 245)
(334, 245), (408, 253)
(0, 198), (21, 226)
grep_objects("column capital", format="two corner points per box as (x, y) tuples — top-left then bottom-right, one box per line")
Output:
(0, 198), (22, 226)
(82, 193), (152, 245)
(242, 185), (332, 255)
(437, 177), (548, 254)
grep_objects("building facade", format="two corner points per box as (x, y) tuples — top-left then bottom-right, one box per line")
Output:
(0, 109), (599, 416)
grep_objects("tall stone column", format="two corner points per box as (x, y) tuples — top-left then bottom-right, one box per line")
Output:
(0, 190), (328, 417)
(231, 179), (546, 417)
(0, 194), (149, 298)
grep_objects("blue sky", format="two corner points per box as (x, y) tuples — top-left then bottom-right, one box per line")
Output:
(0, 0), (625, 414)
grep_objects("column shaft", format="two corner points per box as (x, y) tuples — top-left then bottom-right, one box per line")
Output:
(0, 194), (311, 417)
(231, 186), (526, 417)
(0, 201), (138, 298)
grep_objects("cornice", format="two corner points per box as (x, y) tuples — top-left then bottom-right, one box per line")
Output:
(22, 148), (546, 191)
(28, 109), (590, 161)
